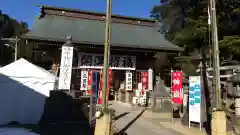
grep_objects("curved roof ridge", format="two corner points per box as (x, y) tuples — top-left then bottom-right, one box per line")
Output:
(37, 5), (156, 23)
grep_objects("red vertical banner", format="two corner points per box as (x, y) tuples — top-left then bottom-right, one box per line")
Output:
(98, 71), (103, 104)
(107, 68), (112, 100)
(87, 69), (92, 95)
(171, 71), (183, 104)
(141, 72), (148, 96)
(98, 69), (112, 104)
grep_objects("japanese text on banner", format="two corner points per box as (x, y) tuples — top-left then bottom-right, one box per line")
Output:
(125, 71), (133, 91)
(171, 71), (183, 104)
(80, 70), (88, 90)
(58, 46), (74, 90)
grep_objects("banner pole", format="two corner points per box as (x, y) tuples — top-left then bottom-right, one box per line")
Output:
(180, 70), (183, 114)
(171, 69), (173, 123)
(188, 76), (190, 128)
(200, 76), (202, 131)
(89, 93), (93, 125)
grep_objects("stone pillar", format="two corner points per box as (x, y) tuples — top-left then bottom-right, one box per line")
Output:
(236, 97), (240, 117)
(211, 111), (227, 135)
(233, 86), (240, 135)
(118, 90), (122, 101)
(125, 92), (130, 103)
(118, 89), (125, 102)
(125, 91), (133, 104)
(235, 88), (240, 117)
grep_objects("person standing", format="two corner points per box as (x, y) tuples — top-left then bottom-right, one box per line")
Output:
(51, 58), (58, 75)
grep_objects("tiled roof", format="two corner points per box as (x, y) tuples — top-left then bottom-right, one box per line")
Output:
(23, 7), (182, 51)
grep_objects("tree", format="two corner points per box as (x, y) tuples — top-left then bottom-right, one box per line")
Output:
(151, 0), (240, 60)
(150, 0), (240, 130)
(0, 9), (29, 65)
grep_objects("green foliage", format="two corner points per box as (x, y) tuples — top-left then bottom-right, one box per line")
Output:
(0, 9), (28, 38)
(0, 9), (29, 65)
(151, 0), (240, 59)
(219, 36), (240, 55)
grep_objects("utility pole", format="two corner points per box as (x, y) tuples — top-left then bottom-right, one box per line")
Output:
(102, 0), (112, 109)
(94, 0), (113, 135)
(210, 0), (221, 110)
(210, 0), (227, 134)
(14, 36), (18, 61)
(0, 36), (19, 61)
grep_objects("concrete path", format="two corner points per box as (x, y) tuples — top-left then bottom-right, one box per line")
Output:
(109, 102), (183, 135)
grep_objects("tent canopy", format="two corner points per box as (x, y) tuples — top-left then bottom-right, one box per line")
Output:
(0, 58), (55, 124)
(0, 58), (55, 83)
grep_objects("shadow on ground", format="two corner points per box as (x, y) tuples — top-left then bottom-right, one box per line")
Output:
(113, 112), (130, 121)
(37, 90), (93, 135)
(114, 108), (147, 135)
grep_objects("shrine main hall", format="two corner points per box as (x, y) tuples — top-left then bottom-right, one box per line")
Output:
(21, 5), (183, 100)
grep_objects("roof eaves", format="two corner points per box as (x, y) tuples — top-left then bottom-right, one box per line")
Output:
(37, 5), (156, 23)
(22, 35), (183, 51)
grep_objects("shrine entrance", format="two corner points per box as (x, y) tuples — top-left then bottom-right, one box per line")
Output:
(111, 70), (125, 100)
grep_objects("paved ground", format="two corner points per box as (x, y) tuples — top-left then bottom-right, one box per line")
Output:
(109, 101), (183, 135)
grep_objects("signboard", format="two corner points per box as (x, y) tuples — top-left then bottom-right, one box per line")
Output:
(58, 46), (74, 90)
(189, 76), (201, 123)
(148, 69), (153, 91)
(125, 71), (133, 91)
(80, 69), (88, 91)
(78, 53), (136, 70)
(171, 71), (183, 104)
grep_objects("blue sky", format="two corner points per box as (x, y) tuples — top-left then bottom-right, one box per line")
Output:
(0, 0), (160, 28)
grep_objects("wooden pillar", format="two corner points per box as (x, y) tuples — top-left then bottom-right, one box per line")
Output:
(18, 39), (32, 61)
(25, 41), (33, 61)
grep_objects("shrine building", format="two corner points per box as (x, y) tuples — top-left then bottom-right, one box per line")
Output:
(21, 5), (183, 101)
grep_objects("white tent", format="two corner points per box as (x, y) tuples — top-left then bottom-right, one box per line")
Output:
(0, 128), (40, 135)
(0, 58), (55, 125)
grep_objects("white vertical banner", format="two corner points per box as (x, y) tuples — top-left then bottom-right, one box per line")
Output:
(208, 6), (211, 25)
(189, 76), (201, 126)
(80, 69), (88, 90)
(148, 68), (153, 90)
(125, 71), (133, 91)
(58, 46), (74, 90)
